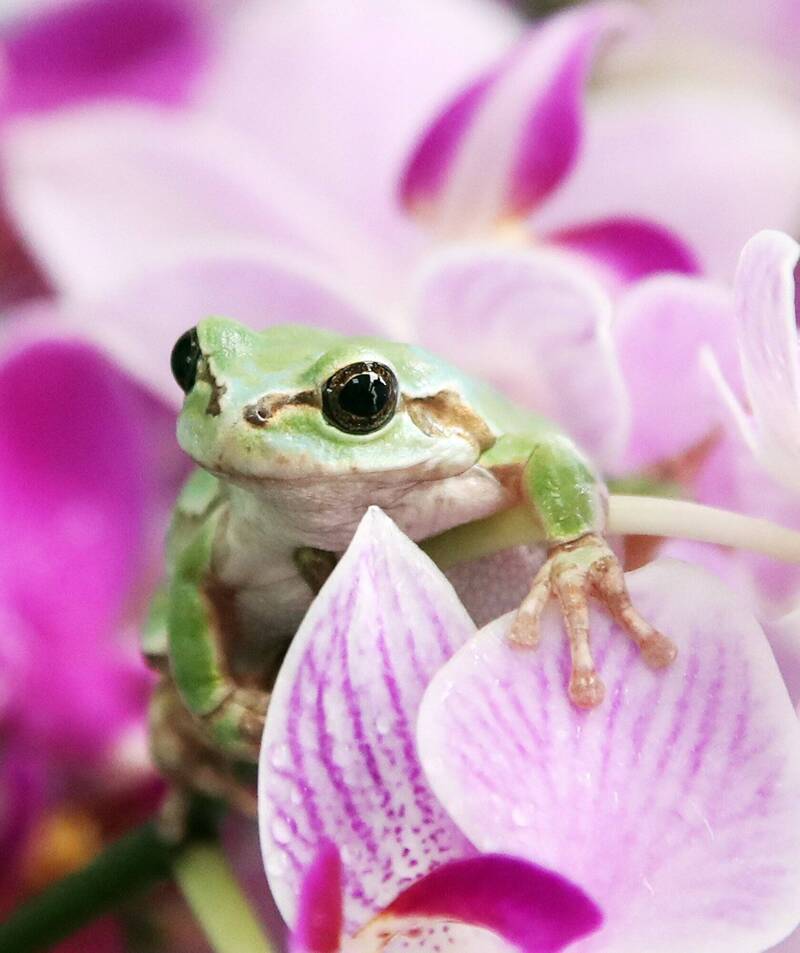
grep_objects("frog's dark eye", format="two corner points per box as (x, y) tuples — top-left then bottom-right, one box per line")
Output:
(171, 327), (201, 394)
(322, 361), (398, 434)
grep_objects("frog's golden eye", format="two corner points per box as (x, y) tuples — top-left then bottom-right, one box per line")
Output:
(322, 361), (398, 434)
(171, 327), (201, 393)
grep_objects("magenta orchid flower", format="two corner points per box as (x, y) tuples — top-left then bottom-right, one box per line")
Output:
(0, 0), (212, 118)
(0, 1), (709, 475)
(260, 508), (800, 952)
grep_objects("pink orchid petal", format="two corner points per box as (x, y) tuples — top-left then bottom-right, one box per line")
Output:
(51, 250), (380, 405)
(259, 508), (477, 934)
(548, 217), (700, 287)
(400, 4), (631, 233)
(692, 433), (800, 612)
(3, 106), (354, 297)
(371, 854), (602, 953)
(763, 607), (800, 709)
(292, 841), (343, 953)
(722, 230), (800, 492)
(0, 338), (157, 755)
(534, 88), (800, 281)
(419, 560), (800, 953)
(613, 274), (739, 471)
(411, 245), (629, 468)
(1, 0), (210, 116)
(201, 0), (518, 261)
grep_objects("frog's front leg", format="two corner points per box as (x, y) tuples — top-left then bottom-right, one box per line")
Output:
(508, 434), (677, 707)
(168, 511), (269, 761)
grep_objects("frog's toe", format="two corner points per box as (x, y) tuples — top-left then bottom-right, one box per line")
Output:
(568, 668), (605, 708)
(640, 631), (678, 669)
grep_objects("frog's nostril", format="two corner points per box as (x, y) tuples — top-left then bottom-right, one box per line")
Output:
(244, 400), (271, 427)
(244, 391), (319, 428)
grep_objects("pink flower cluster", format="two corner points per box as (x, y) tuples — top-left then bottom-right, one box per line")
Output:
(2, 0), (800, 951)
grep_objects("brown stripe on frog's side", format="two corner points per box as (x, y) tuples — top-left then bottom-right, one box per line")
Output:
(405, 389), (495, 453)
(243, 390), (319, 427)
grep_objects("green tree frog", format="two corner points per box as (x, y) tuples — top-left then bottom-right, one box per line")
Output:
(146, 318), (676, 807)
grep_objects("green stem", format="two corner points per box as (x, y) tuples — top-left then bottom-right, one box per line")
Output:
(422, 494), (800, 569)
(174, 843), (276, 953)
(0, 822), (174, 953)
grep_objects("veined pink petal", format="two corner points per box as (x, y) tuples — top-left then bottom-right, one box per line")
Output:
(259, 508), (477, 934)
(712, 230), (800, 493)
(0, 0), (210, 116)
(49, 250), (381, 405)
(419, 560), (800, 953)
(548, 217), (699, 287)
(291, 841), (343, 953)
(411, 245), (629, 469)
(613, 274), (739, 471)
(365, 854), (602, 953)
(535, 87), (800, 281)
(3, 106), (360, 297)
(201, 0), (519, 261)
(400, 3), (632, 234)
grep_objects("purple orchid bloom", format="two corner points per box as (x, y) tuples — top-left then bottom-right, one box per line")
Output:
(260, 508), (800, 952)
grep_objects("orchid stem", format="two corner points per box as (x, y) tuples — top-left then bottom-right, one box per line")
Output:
(422, 495), (800, 569)
(173, 843), (276, 953)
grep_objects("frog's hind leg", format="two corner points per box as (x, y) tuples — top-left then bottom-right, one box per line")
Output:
(149, 677), (260, 831)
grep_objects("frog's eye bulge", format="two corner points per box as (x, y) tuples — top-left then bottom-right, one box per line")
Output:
(170, 327), (201, 393)
(322, 361), (398, 434)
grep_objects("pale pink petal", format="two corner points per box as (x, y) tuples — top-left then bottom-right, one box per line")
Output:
(722, 230), (800, 492)
(51, 250), (381, 405)
(534, 88), (800, 281)
(3, 106), (363, 297)
(291, 841), (343, 953)
(201, 0), (519, 260)
(400, 4), (632, 234)
(411, 245), (629, 468)
(0, 0), (210, 116)
(259, 508), (477, 934)
(419, 560), (800, 953)
(613, 274), (739, 471)
(548, 217), (699, 287)
(763, 606), (800, 709)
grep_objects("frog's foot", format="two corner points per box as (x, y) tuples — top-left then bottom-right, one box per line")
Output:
(509, 534), (677, 709)
(205, 686), (270, 761)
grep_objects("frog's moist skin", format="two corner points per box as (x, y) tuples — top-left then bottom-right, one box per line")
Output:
(146, 318), (676, 802)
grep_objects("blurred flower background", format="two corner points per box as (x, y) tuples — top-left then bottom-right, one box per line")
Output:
(3, 0), (800, 951)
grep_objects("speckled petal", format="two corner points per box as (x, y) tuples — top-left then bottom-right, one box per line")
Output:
(411, 245), (629, 469)
(419, 560), (800, 953)
(613, 274), (739, 471)
(259, 508), (477, 934)
(400, 4), (631, 233)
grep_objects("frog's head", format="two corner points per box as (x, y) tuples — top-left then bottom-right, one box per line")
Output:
(171, 317), (496, 483)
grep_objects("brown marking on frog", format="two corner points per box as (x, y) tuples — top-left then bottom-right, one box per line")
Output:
(406, 389), (496, 454)
(243, 390), (319, 427)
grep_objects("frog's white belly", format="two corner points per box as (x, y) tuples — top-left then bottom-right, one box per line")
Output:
(213, 465), (513, 643)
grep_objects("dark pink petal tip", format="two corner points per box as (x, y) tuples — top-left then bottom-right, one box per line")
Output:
(291, 841), (343, 953)
(399, 3), (633, 233)
(382, 854), (603, 953)
(0, 0), (210, 116)
(550, 216), (701, 284)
